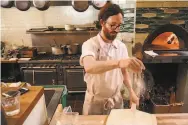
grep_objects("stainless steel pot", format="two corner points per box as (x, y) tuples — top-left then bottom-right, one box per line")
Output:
(67, 43), (79, 55)
(51, 45), (66, 55)
(33, 0), (50, 11)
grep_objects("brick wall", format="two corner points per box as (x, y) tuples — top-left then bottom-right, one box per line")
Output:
(135, 1), (188, 44)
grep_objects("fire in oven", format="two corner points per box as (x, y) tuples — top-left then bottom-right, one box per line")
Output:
(142, 24), (188, 63)
(139, 64), (185, 113)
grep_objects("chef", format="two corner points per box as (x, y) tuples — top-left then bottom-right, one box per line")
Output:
(80, 3), (145, 115)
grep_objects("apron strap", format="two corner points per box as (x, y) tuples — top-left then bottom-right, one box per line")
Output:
(86, 85), (120, 110)
(103, 86), (120, 110)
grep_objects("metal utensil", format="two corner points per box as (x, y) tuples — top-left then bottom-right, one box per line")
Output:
(72, 0), (89, 12)
(33, 0), (50, 11)
(49, 43), (53, 47)
(1, 0), (14, 8)
(51, 46), (64, 55)
(91, 0), (108, 10)
(15, 0), (31, 11)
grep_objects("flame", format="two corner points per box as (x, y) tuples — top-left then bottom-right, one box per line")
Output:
(151, 32), (180, 50)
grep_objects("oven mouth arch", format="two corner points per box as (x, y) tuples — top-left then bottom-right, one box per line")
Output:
(142, 24), (188, 52)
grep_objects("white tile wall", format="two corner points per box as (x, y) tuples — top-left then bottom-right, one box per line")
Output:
(1, 6), (99, 47)
(1, 2), (136, 56)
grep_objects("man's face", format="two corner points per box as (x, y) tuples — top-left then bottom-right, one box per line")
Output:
(101, 13), (123, 40)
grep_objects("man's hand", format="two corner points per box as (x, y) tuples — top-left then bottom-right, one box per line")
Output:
(119, 57), (145, 73)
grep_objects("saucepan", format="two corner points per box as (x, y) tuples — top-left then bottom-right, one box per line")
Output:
(67, 43), (79, 55)
(51, 46), (66, 55)
(1, 0), (14, 8)
(71, 0), (89, 12)
(14, 0), (31, 11)
(50, 39), (66, 55)
(33, 0), (50, 11)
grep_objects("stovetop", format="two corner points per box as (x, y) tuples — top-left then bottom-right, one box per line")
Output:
(31, 54), (80, 61)
(18, 53), (81, 64)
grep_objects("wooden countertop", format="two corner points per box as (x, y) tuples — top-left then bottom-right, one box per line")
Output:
(1, 59), (17, 63)
(2, 86), (44, 125)
(50, 104), (188, 125)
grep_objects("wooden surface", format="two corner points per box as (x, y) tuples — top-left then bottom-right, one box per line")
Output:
(2, 86), (44, 125)
(50, 104), (188, 125)
(1, 59), (17, 63)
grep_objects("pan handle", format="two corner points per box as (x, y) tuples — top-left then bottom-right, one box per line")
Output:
(53, 39), (58, 47)
(49, 43), (53, 47)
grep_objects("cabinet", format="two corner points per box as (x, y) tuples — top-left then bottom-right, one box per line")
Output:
(22, 69), (57, 85)
(63, 66), (86, 92)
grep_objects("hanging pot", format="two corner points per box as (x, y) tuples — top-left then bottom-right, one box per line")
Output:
(33, 0), (50, 11)
(15, 0), (31, 11)
(67, 43), (79, 55)
(72, 0), (89, 12)
(91, 0), (108, 10)
(1, 0), (14, 8)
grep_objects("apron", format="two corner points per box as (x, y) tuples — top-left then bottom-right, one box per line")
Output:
(83, 37), (124, 115)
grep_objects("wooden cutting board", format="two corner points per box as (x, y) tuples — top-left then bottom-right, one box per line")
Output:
(106, 109), (157, 125)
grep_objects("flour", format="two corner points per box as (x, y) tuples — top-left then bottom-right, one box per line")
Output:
(132, 72), (146, 98)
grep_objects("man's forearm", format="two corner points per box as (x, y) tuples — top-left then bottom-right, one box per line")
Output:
(122, 68), (140, 106)
(122, 69), (138, 100)
(85, 59), (119, 74)
(122, 69), (132, 90)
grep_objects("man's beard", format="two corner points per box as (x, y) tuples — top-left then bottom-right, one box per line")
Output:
(103, 28), (118, 40)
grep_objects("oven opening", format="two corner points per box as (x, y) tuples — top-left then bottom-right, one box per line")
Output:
(146, 64), (178, 88)
(144, 32), (186, 51)
(140, 63), (187, 114)
(151, 32), (180, 50)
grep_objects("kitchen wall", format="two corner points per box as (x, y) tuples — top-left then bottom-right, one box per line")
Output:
(1, 6), (99, 47)
(1, 1), (188, 55)
(1, 0), (136, 56)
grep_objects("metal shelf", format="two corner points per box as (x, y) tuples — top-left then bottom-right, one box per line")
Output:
(26, 30), (99, 34)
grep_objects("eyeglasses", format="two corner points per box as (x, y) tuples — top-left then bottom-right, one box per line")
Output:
(105, 22), (122, 30)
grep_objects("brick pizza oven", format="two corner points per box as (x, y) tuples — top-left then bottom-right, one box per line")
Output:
(136, 24), (188, 113)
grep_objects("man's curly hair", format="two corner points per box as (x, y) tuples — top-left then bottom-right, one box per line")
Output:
(98, 2), (124, 22)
